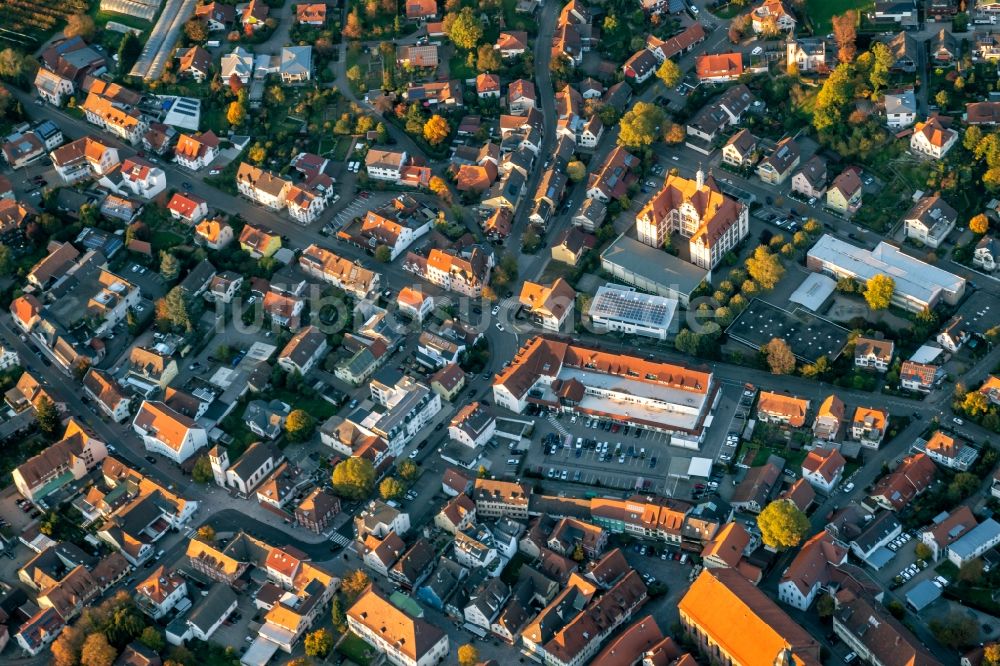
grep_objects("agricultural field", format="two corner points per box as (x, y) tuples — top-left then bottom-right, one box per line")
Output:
(0, 0), (90, 45)
(805, 0), (872, 33)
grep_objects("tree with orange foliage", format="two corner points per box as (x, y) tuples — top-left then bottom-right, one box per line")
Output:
(831, 11), (857, 63)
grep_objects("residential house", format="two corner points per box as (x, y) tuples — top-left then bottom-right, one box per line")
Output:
(239, 224), (282, 258)
(220, 47), (254, 83)
(174, 131), (220, 171)
(900, 360), (939, 393)
(885, 89), (918, 129)
(833, 590), (939, 664)
(585, 146), (639, 202)
(946, 519), (1000, 567)
(752, 0), (796, 33)
(777, 532), (847, 611)
(937, 314), (969, 352)
(911, 116), (958, 159)
(476, 73), (501, 98)
(391, 539), (436, 591)
(241, 0), (269, 30)
(812, 395), (845, 441)
(80, 81), (147, 144)
(921, 506), (978, 561)
(966, 101), (1000, 126)
(792, 155), (827, 200)
(430, 363), (465, 402)
(757, 391), (809, 427)
(347, 587), (449, 666)
(299, 244), (379, 298)
(786, 37), (827, 73)
(12, 420), (107, 503)
(118, 158), (166, 199)
(405, 0), (437, 20)
(518, 279), (576, 332)
(757, 137), (800, 185)
(175, 47), (211, 82)
(365, 149), (407, 182)
(397, 287), (434, 322)
(801, 447), (846, 493)
(236, 163), (290, 209)
(496, 31), (528, 59)
(295, 3), (326, 24)
(508, 79), (536, 114)
(34, 68), (74, 106)
(51, 137), (119, 183)
(277, 325), (328, 375)
(474, 479), (530, 520)
(551, 225), (596, 265)
(448, 403), (496, 449)
(695, 53), (743, 82)
(194, 219), (233, 250)
(854, 337), (893, 372)
(701, 521), (750, 569)
(870, 453), (937, 511)
(295, 488), (340, 534)
(851, 407), (888, 448)
(132, 401), (208, 465)
(882, 30), (920, 71)
(622, 49), (659, 84)
(166, 192), (209, 225)
(135, 567), (187, 620)
(730, 463), (780, 513)
(924, 430), (979, 471)
(722, 129), (757, 168)
(826, 168), (863, 215)
(903, 194), (957, 248)
(82, 368), (130, 422)
(196, 2), (236, 30)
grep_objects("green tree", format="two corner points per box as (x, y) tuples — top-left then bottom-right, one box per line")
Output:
(192, 455), (214, 483)
(971, 213), (990, 235)
(304, 629), (334, 658)
(869, 41), (893, 91)
(331, 595), (347, 632)
(331, 457), (376, 499)
(618, 101), (666, 149)
(935, 89), (950, 109)
(285, 409), (315, 442)
(763, 337), (796, 375)
(138, 627), (165, 653)
(118, 32), (143, 72)
(347, 64), (364, 88)
(745, 245), (784, 290)
(81, 632), (117, 666)
(930, 612), (978, 648)
(863, 274), (895, 310)
(156, 287), (192, 332)
(64, 13), (97, 41)
(379, 476), (405, 501)
(0, 49), (26, 80)
(227, 101), (246, 127)
(656, 58), (682, 87)
(184, 18), (209, 42)
(458, 644), (480, 666)
(35, 395), (61, 439)
(423, 114), (450, 145)
(476, 43), (501, 72)
(813, 63), (854, 131)
(397, 460), (420, 481)
(757, 500), (810, 549)
(160, 252), (180, 281)
(445, 8), (484, 50)
(949, 472), (980, 502)
(914, 542), (933, 561)
(962, 390), (990, 416)
(816, 593), (835, 618)
(341, 569), (371, 601)
(566, 160), (586, 182)
(374, 245), (392, 262)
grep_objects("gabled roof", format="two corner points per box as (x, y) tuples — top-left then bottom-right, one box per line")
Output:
(679, 568), (821, 665)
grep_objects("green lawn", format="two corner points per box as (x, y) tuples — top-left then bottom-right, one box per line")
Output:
(805, 0), (873, 33)
(152, 230), (186, 252)
(269, 389), (338, 421)
(449, 53), (476, 82)
(337, 633), (373, 666)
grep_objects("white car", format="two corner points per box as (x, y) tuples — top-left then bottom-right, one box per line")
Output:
(495, 322), (505, 331)
(408, 450), (419, 459)
(842, 482), (854, 493)
(751, 46), (763, 56)
(491, 305), (500, 315)
(953, 417), (965, 426)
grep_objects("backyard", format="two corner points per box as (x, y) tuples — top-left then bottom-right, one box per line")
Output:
(337, 633), (373, 666)
(805, 0), (873, 33)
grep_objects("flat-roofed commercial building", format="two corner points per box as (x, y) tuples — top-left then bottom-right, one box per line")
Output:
(806, 235), (966, 312)
(493, 336), (716, 442)
(587, 284), (678, 340)
(600, 234), (708, 307)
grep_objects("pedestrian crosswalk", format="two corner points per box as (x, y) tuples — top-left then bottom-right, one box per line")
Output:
(328, 531), (351, 547)
(548, 415), (568, 437)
